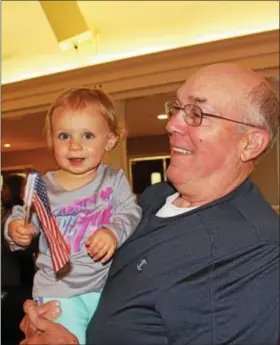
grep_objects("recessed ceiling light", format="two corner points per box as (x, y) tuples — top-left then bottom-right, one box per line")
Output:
(3, 143), (11, 148)
(157, 114), (168, 120)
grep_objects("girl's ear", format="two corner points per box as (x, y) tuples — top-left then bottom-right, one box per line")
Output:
(240, 128), (269, 162)
(105, 133), (118, 152)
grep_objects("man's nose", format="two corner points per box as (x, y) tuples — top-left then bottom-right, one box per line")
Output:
(165, 110), (185, 133)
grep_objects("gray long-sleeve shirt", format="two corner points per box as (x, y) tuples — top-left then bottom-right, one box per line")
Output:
(4, 164), (142, 298)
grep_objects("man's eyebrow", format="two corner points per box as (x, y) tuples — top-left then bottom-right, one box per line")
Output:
(188, 95), (207, 103)
(174, 95), (208, 105)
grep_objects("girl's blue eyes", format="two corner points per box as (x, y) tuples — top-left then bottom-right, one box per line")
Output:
(58, 133), (69, 140)
(84, 132), (94, 140)
(57, 132), (94, 140)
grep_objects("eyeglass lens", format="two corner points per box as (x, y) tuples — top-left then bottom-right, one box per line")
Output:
(184, 105), (202, 126)
(166, 102), (202, 126)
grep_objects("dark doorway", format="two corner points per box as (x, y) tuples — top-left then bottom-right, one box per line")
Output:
(129, 156), (170, 196)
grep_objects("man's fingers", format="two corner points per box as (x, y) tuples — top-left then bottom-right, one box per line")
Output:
(20, 300), (62, 344)
(20, 333), (46, 345)
(31, 315), (58, 333)
(20, 313), (39, 338)
(23, 300), (37, 314)
(42, 302), (62, 320)
(21, 300), (36, 333)
(24, 304), (41, 326)
(24, 299), (61, 321)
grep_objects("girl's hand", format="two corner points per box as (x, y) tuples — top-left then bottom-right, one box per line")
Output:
(9, 219), (35, 246)
(85, 228), (117, 264)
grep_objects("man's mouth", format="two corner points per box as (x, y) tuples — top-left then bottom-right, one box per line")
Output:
(172, 147), (193, 155)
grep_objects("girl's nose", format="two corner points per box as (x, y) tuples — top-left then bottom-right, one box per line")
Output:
(69, 139), (82, 151)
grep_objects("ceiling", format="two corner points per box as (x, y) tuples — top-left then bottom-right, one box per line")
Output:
(1, 1), (279, 153)
(2, 1), (279, 84)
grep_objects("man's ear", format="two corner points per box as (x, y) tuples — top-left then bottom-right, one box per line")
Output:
(240, 129), (269, 162)
(105, 133), (118, 152)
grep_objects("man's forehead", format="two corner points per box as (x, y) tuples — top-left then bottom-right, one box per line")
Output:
(181, 63), (266, 93)
(176, 77), (213, 103)
(176, 71), (245, 104)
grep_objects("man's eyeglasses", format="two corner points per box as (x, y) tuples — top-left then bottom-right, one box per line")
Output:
(164, 101), (259, 128)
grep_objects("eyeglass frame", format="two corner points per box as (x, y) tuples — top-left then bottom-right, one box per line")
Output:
(165, 101), (260, 128)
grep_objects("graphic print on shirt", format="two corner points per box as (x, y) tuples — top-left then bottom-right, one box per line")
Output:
(40, 187), (113, 254)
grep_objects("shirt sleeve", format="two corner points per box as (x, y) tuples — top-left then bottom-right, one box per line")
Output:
(107, 170), (142, 247)
(4, 205), (41, 251)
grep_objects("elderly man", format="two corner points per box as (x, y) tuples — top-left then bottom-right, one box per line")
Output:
(20, 63), (279, 345)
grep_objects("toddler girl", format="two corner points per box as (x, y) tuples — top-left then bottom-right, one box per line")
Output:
(5, 87), (142, 344)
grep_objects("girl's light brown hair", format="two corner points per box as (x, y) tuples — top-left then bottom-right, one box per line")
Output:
(45, 87), (125, 147)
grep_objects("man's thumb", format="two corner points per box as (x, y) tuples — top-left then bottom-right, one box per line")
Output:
(29, 314), (55, 332)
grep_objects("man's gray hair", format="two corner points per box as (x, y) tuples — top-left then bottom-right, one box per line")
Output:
(244, 82), (279, 152)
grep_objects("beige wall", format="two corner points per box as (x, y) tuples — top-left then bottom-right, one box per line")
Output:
(1, 147), (58, 174)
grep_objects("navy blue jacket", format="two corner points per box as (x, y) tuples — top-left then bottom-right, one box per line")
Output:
(87, 178), (279, 345)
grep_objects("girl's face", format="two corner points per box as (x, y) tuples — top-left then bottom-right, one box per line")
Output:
(51, 106), (117, 177)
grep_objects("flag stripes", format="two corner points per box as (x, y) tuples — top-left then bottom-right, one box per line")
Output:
(26, 171), (70, 273)
(33, 194), (69, 272)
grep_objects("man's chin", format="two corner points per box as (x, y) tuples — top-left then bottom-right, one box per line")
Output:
(167, 166), (183, 185)
(167, 164), (194, 186)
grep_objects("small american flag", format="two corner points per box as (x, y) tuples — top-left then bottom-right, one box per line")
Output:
(26, 171), (70, 272)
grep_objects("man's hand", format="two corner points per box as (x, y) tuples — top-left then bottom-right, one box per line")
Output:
(85, 227), (117, 263)
(9, 219), (35, 246)
(20, 317), (78, 345)
(20, 300), (78, 344)
(20, 300), (61, 338)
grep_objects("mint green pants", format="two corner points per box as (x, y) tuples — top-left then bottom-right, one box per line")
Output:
(35, 292), (101, 344)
